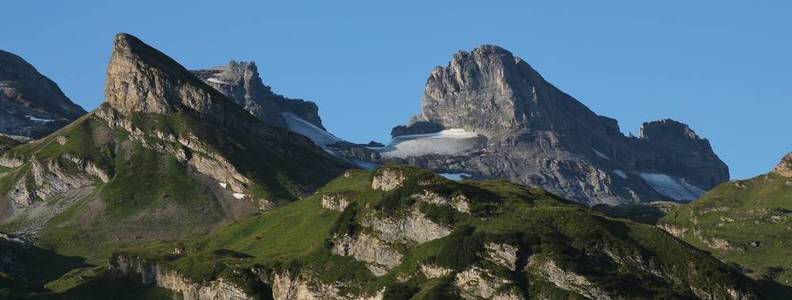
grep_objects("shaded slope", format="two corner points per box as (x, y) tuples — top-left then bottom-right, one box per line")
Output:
(0, 50), (86, 138)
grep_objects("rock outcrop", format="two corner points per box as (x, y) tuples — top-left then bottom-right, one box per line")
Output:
(773, 152), (792, 177)
(110, 255), (251, 300)
(271, 270), (383, 300)
(362, 208), (452, 245)
(366, 45), (729, 205)
(528, 256), (612, 300)
(321, 193), (350, 211)
(454, 266), (521, 300)
(330, 233), (403, 276)
(0, 50), (86, 138)
(105, 34), (258, 131)
(370, 168), (406, 191)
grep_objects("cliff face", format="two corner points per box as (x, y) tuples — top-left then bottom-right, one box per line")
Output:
(0, 50), (86, 138)
(192, 61), (324, 130)
(381, 45), (729, 205)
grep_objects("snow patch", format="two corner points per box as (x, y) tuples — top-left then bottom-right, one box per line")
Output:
(26, 115), (54, 123)
(379, 129), (482, 158)
(593, 149), (609, 160)
(613, 169), (627, 179)
(282, 113), (343, 148)
(232, 193), (246, 199)
(218, 182), (228, 189)
(638, 173), (705, 201)
(206, 77), (230, 85)
(439, 173), (472, 181)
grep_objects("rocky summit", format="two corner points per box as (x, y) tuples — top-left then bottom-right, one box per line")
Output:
(192, 61), (324, 130)
(0, 50), (86, 138)
(363, 45), (728, 205)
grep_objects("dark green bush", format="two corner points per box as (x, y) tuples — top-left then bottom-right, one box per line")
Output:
(383, 282), (418, 300)
(432, 225), (483, 271)
(330, 203), (359, 236)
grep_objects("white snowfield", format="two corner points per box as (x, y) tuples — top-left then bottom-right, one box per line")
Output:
(282, 113), (343, 148)
(26, 115), (54, 123)
(379, 129), (483, 158)
(206, 77), (230, 85)
(638, 173), (705, 201)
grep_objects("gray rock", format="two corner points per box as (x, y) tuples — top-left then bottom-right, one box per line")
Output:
(0, 50), (86, 138)
(356, 45), (729, 205)
(192, 61), (324, 130)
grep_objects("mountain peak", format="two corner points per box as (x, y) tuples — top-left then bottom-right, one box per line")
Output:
(192, 60), (326, 130)
(105, 33), (248, 128)
(381, 45), (729, 205)
(773, 152), (792, 177)
(417, 45), (551, 137)
(639, 119), (701, 141)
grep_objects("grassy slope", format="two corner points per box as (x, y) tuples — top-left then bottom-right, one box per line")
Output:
(661, 172), (792, 286)
(116, 165), (761, 299)
(0, 104), (347, 297)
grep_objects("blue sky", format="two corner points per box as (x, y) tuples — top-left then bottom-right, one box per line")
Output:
(1, 1), (789, 179)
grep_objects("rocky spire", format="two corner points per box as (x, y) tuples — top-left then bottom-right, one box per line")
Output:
(104, 33), (248, 127)
(406, 45), (609, 138)
(773, 152), (792, 177)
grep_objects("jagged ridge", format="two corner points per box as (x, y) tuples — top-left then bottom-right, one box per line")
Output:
(191, 61), (325, 130)
(378, 45), (729, 205)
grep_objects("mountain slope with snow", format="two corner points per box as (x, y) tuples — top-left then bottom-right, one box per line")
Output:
(378, 129), (484, 158)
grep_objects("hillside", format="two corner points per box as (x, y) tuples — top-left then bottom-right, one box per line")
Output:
(0, 32), (348, 268)
(660, 152), (792, 287)
(104, 164), (762, 299)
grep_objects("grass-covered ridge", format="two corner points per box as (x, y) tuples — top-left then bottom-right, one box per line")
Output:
(111, 164), (765, 299)
(0, 102), (349, 297)
(660, 172), (792, 288)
